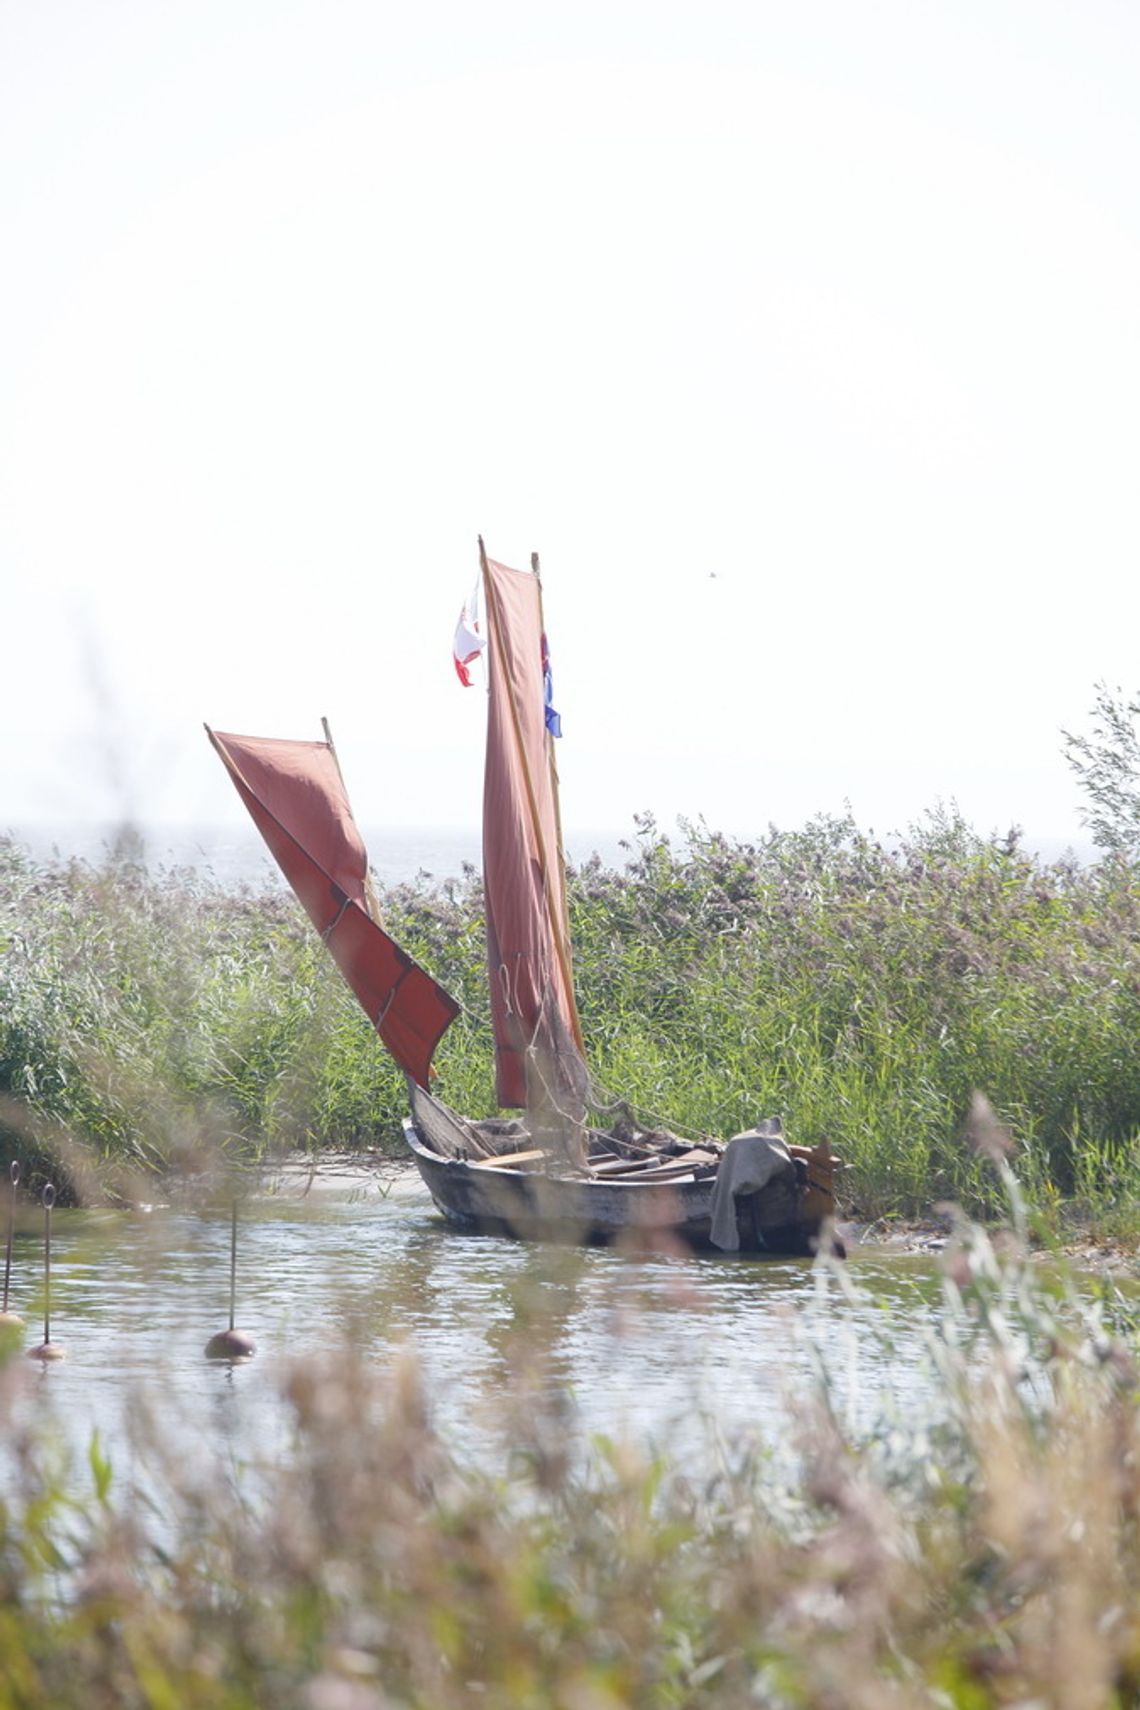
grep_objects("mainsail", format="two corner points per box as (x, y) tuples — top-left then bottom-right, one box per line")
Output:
(207, 727), (459, 1089)
(479, 545), (587, 1110)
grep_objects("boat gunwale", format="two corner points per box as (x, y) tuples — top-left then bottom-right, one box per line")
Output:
(401, 1118), (717, 1200)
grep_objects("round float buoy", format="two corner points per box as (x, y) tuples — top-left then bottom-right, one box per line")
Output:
(27, 1340), (66, 1362)
(205, 1198), (256, 1362)
(205, 1326), (257, 1361)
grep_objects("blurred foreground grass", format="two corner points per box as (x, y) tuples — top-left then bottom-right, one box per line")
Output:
(1, 1160), (1139, 1709)
(3, 808), (1140, 1229)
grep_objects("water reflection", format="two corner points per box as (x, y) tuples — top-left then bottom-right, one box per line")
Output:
(2, 1185), (945, 1487)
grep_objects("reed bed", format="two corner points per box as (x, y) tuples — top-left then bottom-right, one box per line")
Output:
(3, 810), (1140, 1228)
(1, 1162), (1139, 1708)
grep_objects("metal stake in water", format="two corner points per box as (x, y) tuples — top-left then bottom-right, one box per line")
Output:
(227, 1196), (237, 1330)
(28, 1183), (65, 1362)
(0, 1161), (23, 1331)
(205, 1196), (257, 1362)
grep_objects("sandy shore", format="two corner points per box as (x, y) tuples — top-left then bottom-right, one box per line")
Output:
(258, 1152), (428, 1203)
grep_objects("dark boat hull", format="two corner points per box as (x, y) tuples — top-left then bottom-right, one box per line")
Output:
(402, 1093), (827, 1256)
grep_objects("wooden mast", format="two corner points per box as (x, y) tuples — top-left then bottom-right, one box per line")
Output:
(531, 547), (580, 1036)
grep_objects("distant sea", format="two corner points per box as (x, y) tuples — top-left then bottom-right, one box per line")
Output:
(5, 821), (1095, 889)
(4, 823), (636, 889)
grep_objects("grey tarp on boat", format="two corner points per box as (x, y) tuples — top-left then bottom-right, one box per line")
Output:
(708, 1127), (794, 1251)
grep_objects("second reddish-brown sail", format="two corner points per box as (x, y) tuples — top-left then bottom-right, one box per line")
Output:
(207, 727), (458, 1090)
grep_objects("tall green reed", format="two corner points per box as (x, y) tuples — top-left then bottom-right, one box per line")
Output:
(4, 811), (1140, 1226)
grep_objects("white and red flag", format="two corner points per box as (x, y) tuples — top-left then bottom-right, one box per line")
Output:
(452, 580), (486, 686)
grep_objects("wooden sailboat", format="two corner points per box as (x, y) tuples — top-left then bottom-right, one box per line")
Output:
(208, 544), (839, 1254)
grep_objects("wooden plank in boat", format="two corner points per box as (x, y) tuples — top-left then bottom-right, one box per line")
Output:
(591, 1150), (717, 1177)
(789, 1142), (842, 1166)
(590, 1160), (708, 1184)
(610, 1164), (698, 1184)
(472, 1148), (547, 1170)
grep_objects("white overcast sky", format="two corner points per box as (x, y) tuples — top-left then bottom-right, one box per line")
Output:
(2, 0), (1138, 852)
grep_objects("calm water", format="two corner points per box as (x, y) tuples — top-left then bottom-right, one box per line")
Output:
(3, 1181), (944, 1490)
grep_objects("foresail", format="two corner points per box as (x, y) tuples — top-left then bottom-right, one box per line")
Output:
(206, 728), (459, 1089)
(480, 550), (586, 1110)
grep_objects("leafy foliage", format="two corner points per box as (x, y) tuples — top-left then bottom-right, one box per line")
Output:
(1063, 679), (1140, 858)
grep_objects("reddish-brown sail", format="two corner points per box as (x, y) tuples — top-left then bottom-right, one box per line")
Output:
(207, 727), (459, 1089)
(480, 549), (586, 1109)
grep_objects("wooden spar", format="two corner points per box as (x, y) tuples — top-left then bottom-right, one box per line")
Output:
(531, 548), (582, 1045)
(321, 715), (383, 926)
(320, 715), (342, 782)
(477, 537), (584, 1057)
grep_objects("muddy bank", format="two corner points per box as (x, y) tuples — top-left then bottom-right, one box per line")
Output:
(846, 1214), (1139, 1276)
